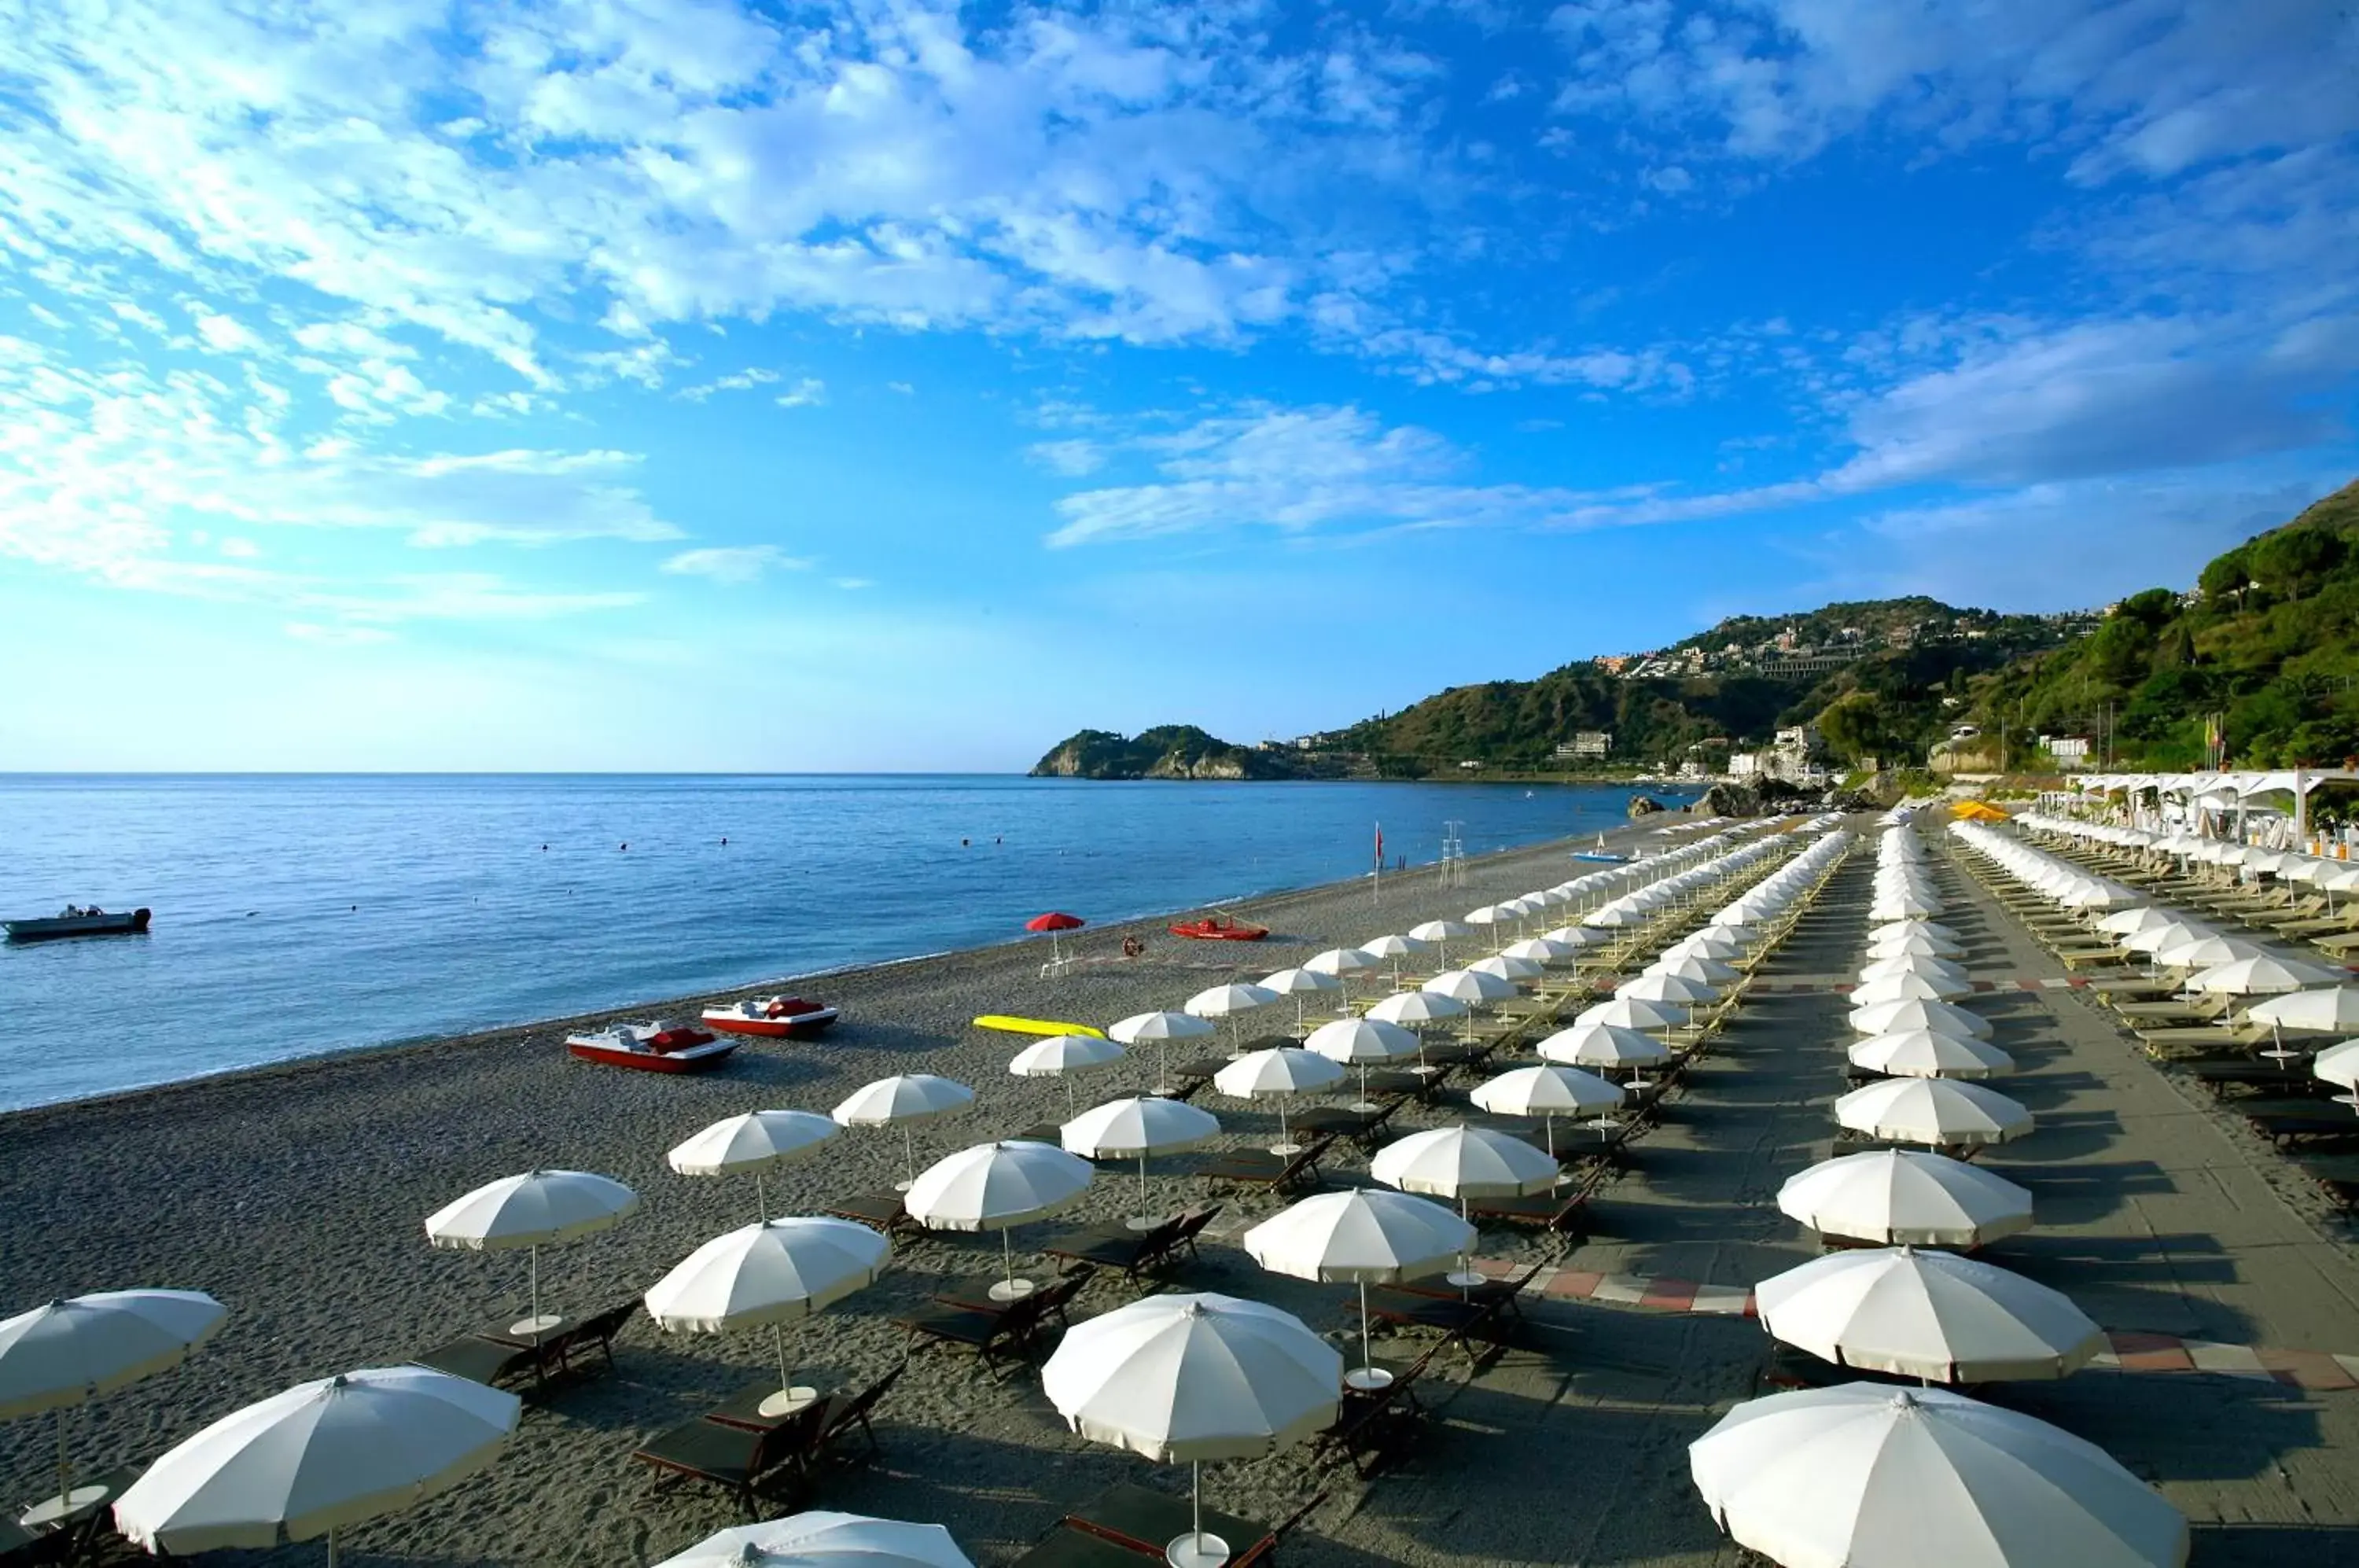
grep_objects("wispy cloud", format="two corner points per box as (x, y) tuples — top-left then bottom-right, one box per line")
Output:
(774, 377), (828, 409)
(661, 545), (814, 583)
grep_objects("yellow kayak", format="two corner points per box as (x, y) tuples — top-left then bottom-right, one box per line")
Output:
(973, 1014), (1106, 1040)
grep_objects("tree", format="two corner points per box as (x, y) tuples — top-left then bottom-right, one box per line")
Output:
(1816, 692), (1895, 762)
(2250, 528), (2346, 600)
(2198, 546), (2253, 604)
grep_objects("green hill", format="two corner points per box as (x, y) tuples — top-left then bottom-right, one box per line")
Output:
(1029, 725), (1312, 780)
(1956, 477), (2359, 770)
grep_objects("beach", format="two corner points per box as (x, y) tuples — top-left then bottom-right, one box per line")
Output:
(9, 814), (2359, 1566)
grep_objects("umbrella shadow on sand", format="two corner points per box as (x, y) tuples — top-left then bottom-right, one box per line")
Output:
(2000, 1370), (2328, 1483)
(1972, 1158), (2173, 1224)
(2185, 1522), (2359, 1566)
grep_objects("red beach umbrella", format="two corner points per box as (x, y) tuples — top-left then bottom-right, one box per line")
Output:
(1028, 911), (1085, 971)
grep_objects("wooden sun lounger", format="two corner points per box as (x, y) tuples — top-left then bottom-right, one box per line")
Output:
(896, 1287), (1051, 1374)
(824, 1191), (921, 1235)
(1200, 1133), (1337, 1193)
(633, 1397), (830, 1517)
(1466, 1180), (1595, 1235)
(1314, 1342), (1444, 1477)
(932, 1267), (1096, 1329)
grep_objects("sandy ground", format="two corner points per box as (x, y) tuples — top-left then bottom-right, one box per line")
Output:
(10, 814), (2359, 1567)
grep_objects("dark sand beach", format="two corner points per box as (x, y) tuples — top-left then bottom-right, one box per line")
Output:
(7, 815), (2359, 1566)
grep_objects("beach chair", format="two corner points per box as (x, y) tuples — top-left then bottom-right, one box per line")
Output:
(546, 1300), (636, 1378)
(5, 1463), (141, 1566)
(1199, 1133), (1336, 1194)
(812, 1360), (905, 1465)
(1043, 1211), (1191, 1281)
(1062, 1482), (1285, 1568)
(2240, 1102), (2359, 1150)
(1291, 1097), (1403, 1151)
(1314, 1344), (1443, 1477)
(2111, 994), (2232, 1022)
(824, 1191), (919, 1235)
(896, 1287), (1050, 1374)
(410, 1332), (553, 1389)
(632, 1398), (830, 1518)
(932, 1266), (1096, 1332)
(1466, 1180), (1593, 1236)
(1355, 1262), (1540, 1366)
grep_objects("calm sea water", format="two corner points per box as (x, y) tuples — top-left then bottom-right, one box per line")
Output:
(0, 775), (1691, 1110)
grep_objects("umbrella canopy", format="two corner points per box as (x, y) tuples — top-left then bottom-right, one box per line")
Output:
(424, 1170), (639, 1251)
(2095, 905), (2176, 937)
(2120, 919), (2217, 955)
(1109, 1012), (1218, 1045)
(832, 1074), (976, 1126)
(1025, 912), (1084, 933)
(1847, 998), (1995, 1040)
(1868, 928), (1964, 959)
(1849, 971), (1973, 1006)
(1848, 1029), (2015, 1080)
(0, 1290), (227, 1420)
(1357, 933), (1429, 959)
(1618, 971), (1720, 1005)
(1469, 953), (1544, 982)
(904, 1142), (1093, 1233)
(1576, 995), (1690, 1033)
(1010, 1034), (1125, 1077)
(1648, 954), (1743, 985)
(1061, 1096), (1222, 1160)
(1688, 1384), (2188, 1568)
(2151, 933), (2265, 970)
(1835, 1077), (2033, 1148)
(1408, 919), (1470, 944)
(1371, 1125), (1559, 1200)
(1470, 1064), (1624, 1117)
(1241, 1190), (1474, 1285)
(1501, 937), (1576, 963)
(651, 1513), (975, 1568)
(1302, 948), (1379, 979)
(1364, 991), (1469, 1027)
(1859, 953), (1971, 987)
(1041, 1293), (1340, 1462)
(111, 1367), (521, 1555)
(668, 1111), (841, 1175)
(1259, 967), (1340, 997)
(1776, 1150), (2034, 1247)
(1756, 1247), (2104, 1382)
(643, 1218), (892, 1332)
(1303, 1016), (1420, 1065)
(1422, 969), (1518, 1007)
(1536, 1021), (1673, 1069)
(2314, 1039), (2359, 1090)
(2186, 955), (2349, 996)
(1213, 1047), (1345, 1099)
(2247, 988), (2359, 1032)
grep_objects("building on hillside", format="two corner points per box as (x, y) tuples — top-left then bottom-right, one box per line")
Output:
(2045, 735), (2092, 767)
(1457, 759), (1483, 771)
(1730, 752), (1765, 780)
(1593, 654), (1633, 674)
(1555, 731), (1611, 760)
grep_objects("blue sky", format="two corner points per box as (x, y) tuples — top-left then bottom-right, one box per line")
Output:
(2, 0), (2354, 770)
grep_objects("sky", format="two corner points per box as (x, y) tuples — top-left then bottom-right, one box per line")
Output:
(2, 0), (2355, 771)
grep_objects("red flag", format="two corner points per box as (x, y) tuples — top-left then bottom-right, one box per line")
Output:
(1373, 822), (1383, 870)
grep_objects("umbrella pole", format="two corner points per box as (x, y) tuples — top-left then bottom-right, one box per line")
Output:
(1545, 1114), (1556, 1158)
(529, 1245), (542, 1341)
(756, 1170), (768, 1224)
(773, 1321), (793, 1397)
(1139, 1151), (1151, 1222)
(1003, 1228), (1017, 1294)
(1157, 1041), (1169, 1094)
(328, 1527), (337, 1568)
(903, 1124), (918, 1184)
(55, 1407), (68, 1513)
(1360, 1280), (1373, 1371)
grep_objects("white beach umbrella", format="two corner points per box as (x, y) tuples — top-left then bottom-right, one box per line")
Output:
(905, 1141), (1093, 1301)
(1062, 1095), (1222, 1223)
(1835, 1077), (2032, 1149)
(1860, 952), (1971, 987)
(1470, 1065), (1622, 1154)
(1371, 1125), (1559, 1207)
(1868, 927), (1965, 959)
(1577, 994), (1690, 1036)
(2247, 988), (2359, 1032)
(1463, 904), (1518, 929)
(1848, 1029), (2015, 1080)
(0, 1290), (228, 1517)
(1848, 997), (1995, 1040)
(1647, 954), (1743, 985)
(1301, 948), (1377, 1013)
(1304, 1015), (1421, 1107)
(111, 1366), (521, 1563)
(1537, 1021), (1673, 1070)
(1110, 1010), (1220, 1093)
(1243, 1189), (1474, 1387)
(1042, 1294), (1340, 1568)
(1213, 1047), (1345, 1151)
(2120, 919), (2217, 955)
(1849, 970), (1973, 1006)
(1872, 918), (1963, 945)
(2151, 933), (2265, 970)
(1776, 1150), (2034, 1248)
(424, 1170), (639, 1338)
(2313, 1039), (2359, 1091)
(1422, 968), (1519, 1009)
(2187, 954), (2348, 996)
(831, 1074), (977, 1187)
(1357, 933), (1430, 985)
(668, 1110), (840, 1222)
(2095, 906), (2177, 938)
(651, 1512), (974, 1568)
(1408, 919), (1471, 965)
(1258, 966), (1341, 1029)
(1469, 952), (1544, 983)
(1619, 970), (1720, 1006)
(1502, 937), (1576, 964)
(1688, 1384), (2188, 1568)
(1009, 1032), (1127, 1111)
(643, 1217), (891, 1418)
(1756, 1247), (2103, 1383)
(1542, 925), (1614, 949)
(1184, 983), (1281, 1050)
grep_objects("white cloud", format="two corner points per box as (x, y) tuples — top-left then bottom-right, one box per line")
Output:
(1026, 439), (1106, 477)
(832, 576), (875, 590)
(774, 377), (827, 408)
(192, 311), (261, 353)
(886, 381), (915, 396)
(678, 367), (781, 401)
(660, 544), (813, 583)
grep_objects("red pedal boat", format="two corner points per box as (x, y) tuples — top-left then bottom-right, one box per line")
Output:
(701, 996), (841, 1039)
(1169, 915), (1270, 941)
(566, 1021), (738, 1073)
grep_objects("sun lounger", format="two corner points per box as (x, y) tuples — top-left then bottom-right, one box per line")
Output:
(633, 1397), (830, 1517)
(933, 1266), (1095, 1331)
(1315, 1343), (1444, 1477)
(5, 1462), (141, 1567)
(543, 1300), (635, 1376)
(2182, 1061), (2330, 1093)
(1199, 1132), (1337, 1193)
(1356, 1263), (1542, 1364)
(896, 1287), (1051, 1374)
(1062, 1482), (1292, 1568)
(824, 1191), (919, 1235)
(2112, 995), (2231, 1022)
(411, 1333), (553, 1388)
(1290, 1097), (1404, 1150)
(1465, 1181), (1593, 1235)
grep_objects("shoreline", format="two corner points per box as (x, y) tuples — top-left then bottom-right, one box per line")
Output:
(2, 819), (1672, 1128)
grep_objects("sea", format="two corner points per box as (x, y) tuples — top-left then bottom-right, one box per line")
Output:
(0, 774), (1692, 1110)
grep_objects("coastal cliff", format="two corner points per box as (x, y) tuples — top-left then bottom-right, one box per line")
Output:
(1030, 726), (1308, 780)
